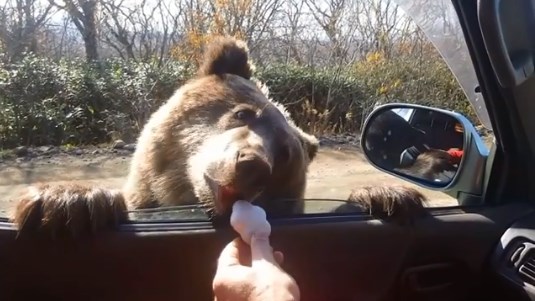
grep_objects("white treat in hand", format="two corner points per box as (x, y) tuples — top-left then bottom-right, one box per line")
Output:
(231, 200), (271, 245)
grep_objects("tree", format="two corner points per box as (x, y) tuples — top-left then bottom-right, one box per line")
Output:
(49, 0), (100, 62)
(170, 0), (281, 67)
(0, 0), (55, 62)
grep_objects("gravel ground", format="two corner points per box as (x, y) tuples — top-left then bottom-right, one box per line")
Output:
(0, 131), (492, 220)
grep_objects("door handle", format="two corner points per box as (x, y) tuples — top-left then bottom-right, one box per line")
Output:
(402, 262), (457, 294)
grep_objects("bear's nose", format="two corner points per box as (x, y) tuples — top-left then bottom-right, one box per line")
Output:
(235, 150), (272, 197)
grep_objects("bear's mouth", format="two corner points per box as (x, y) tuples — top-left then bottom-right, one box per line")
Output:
(204, 174), (248, 214)
(217, 184), (244, 211)
(204, 171), (269, 215)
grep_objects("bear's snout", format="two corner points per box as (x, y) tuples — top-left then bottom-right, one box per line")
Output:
(234, 149), (272, 198)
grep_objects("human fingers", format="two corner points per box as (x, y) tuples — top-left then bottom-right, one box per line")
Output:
(217, 237), (245, 268)
(213, 238), (253, 299)
(212, 265), (252, 301)
(219, 236), (283, 267)
(274, 250), (284, 265)
(250, 236), (278, 267)
(234, 240), (283, 266)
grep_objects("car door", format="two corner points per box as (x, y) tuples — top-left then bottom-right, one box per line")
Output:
(1, 0), (535, 301)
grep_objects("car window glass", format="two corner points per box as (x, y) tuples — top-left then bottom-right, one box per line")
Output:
(0, 0), (494, 222)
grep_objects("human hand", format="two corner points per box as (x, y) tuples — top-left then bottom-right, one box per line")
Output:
(212, 237), (300, 301)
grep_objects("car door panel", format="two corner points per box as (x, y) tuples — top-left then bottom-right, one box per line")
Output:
(0, 202), (531, 301)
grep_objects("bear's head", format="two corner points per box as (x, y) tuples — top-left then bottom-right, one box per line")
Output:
(160, 36), (319, 215)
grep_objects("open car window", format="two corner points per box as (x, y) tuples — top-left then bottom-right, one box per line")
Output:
(395, 0), (493, 131)
(0, 0), (494, 223)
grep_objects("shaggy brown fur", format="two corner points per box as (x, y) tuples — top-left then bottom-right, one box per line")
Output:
(196, 36), (254, 80)
(121, 36), (318, 216)
(396, 149), (457, 182)
(12, 183), (128, 239)
(334, 185), (429, 224)
(10, 36), (429, 239)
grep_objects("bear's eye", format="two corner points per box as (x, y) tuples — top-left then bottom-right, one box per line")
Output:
(234, 109), (257, 121)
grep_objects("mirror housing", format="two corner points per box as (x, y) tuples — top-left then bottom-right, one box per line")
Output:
(360, 103), (490, 203)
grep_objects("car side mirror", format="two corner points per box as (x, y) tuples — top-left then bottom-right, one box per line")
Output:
(360, 103), (490, 203)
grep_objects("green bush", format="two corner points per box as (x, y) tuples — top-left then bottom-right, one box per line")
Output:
(0, 54), (476, 149)
(256, 64), (366, 134)
(0, 55), (188, 147)
(352, 52), (476, 120)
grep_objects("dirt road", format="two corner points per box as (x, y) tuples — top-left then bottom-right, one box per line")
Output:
(0, 145), (457, 218)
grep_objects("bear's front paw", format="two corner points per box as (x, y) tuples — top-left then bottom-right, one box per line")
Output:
(11, 183), (128, 240)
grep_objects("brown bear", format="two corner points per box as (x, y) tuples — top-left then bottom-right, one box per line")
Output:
(120, 36), (319, 218)
(10, 36), (428, 240)
(395, 149), (458, 183)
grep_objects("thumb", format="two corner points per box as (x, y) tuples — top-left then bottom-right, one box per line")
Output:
(250, 235), (279, 268)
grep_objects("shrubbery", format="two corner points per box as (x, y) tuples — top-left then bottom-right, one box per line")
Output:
(0, 53), (477, 149)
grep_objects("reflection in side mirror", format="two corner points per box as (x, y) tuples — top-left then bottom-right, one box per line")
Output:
(361, 105), (465, 187)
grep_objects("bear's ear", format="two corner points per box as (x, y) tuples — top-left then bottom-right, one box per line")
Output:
(270, 99), (319, 161)
(252, 78), (271, 99)
(296, 129), (319, 162)
(197, 36), (255, 80)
